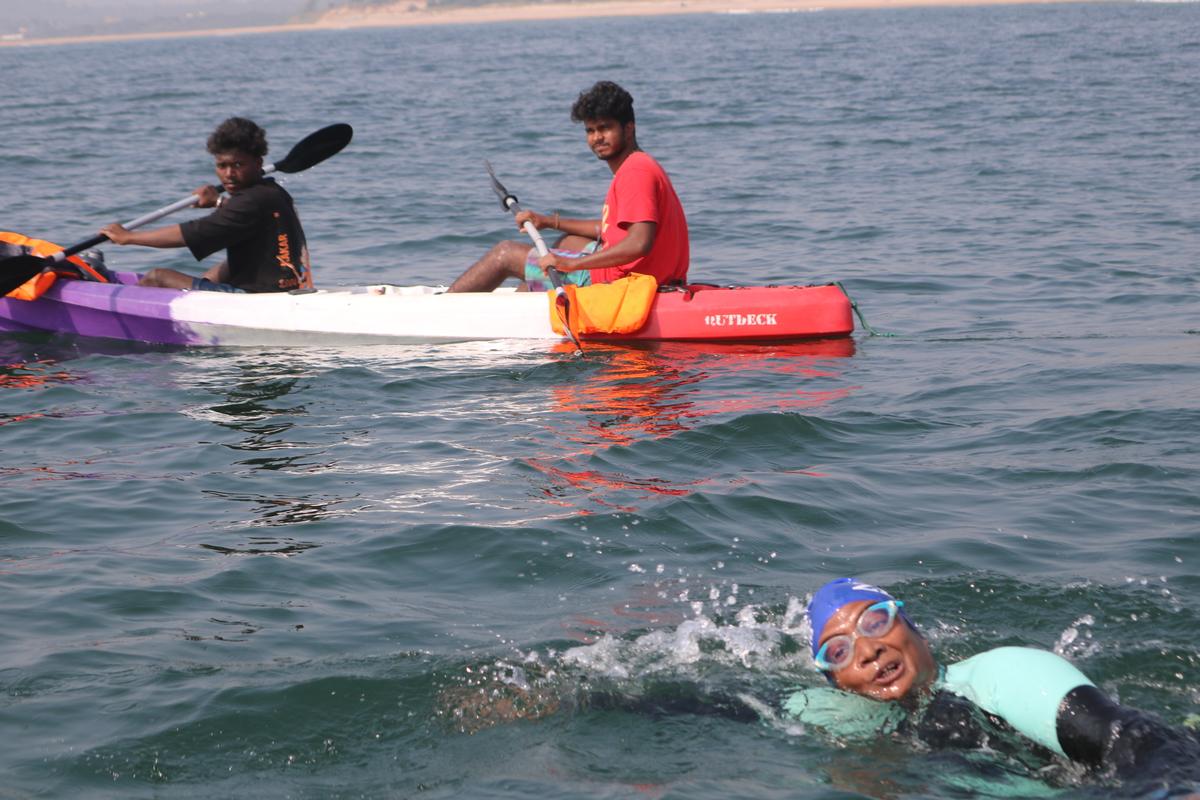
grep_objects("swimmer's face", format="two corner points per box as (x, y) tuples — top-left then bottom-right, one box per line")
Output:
(819, 599), (938, 702)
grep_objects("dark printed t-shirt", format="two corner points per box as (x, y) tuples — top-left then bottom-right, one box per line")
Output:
(180, 178), (308, 293)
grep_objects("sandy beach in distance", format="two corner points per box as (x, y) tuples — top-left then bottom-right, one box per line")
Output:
(2, 0), (1077, 47)
(314, 0), (1073, 30)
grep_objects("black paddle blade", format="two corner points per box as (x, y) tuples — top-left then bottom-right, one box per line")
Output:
(484, 160), (516, 210)
(0, 254), (51, 297)
(272, 123), (353, 174)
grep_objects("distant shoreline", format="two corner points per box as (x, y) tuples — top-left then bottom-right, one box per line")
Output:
(2, 0), (1083, 48)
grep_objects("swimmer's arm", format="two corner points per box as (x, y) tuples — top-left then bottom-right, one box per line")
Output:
(943, 647), (1094, 757)
(588, 680), (761, 723)
(1056, 684), (1200, 773)
(1056, 684), (1121, 766)
(782, 686), (907, 738)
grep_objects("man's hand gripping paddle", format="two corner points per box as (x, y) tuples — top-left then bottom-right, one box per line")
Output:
(0, 123), (354, 297)
(484, 161), (584, 356)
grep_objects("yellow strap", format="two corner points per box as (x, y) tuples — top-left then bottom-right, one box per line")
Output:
(547, 273), (657, 335)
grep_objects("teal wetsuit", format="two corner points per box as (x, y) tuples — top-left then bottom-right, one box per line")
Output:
(784, 647), (1091, 754)
(784, 645), (1200, 785)
(939, 646), (1094, 755)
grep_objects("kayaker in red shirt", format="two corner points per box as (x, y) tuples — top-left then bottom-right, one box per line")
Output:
(99, 117), (309, 293)
(448, 81), (689, 293)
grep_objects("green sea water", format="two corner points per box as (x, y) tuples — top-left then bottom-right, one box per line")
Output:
(1, 4), (1198, 797)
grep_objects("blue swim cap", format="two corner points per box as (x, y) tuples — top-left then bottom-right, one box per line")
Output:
(807, 577), (898, 657)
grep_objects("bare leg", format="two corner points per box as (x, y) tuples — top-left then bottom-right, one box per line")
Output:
(138, 267), (198, 289)
(447, 240), (534, 293)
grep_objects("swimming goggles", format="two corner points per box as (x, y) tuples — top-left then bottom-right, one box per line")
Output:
(814, 599), (905, 672)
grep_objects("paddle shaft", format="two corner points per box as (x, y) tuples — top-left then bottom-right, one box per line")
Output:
(47, 193), (204, 264)
(509, 204), (587, 354)
(503, 198), (552, 260)
(485, 165), (584, 354)
(485, 162), (560, 281)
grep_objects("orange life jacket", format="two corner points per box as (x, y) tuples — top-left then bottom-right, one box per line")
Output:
(547, 272), (658, 336)
(1, 231), (109, 301)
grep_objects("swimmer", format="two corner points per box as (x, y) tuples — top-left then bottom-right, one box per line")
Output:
(788, 578), (1200, 791)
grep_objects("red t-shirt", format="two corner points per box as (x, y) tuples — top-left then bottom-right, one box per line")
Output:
(592, 151), (689, 285)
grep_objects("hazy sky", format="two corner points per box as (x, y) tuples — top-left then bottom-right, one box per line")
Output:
(1, 0), (303, 14)
(0, 0), (312, 34)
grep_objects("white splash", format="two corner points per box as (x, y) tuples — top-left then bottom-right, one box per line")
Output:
(562, 600), (813, 678)
(1054, 614), (1100, 659)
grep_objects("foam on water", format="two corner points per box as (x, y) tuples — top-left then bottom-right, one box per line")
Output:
(562, 607), (805, 677)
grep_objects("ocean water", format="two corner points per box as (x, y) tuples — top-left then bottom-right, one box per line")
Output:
(1, 3), (1198, 797)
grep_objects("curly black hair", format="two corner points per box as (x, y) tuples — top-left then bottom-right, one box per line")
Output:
(206, 117), (268, 158)
(570, 81), (635, 125)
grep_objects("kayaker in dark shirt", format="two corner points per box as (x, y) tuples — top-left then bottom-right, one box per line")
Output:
(99, 117), (310, 293)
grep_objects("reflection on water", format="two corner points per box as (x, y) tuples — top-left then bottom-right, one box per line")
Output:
(210, 380), (304, 419)
(527, 339), (857, 512)
(181, 615), (284, 643)
(0, 358), (77, 391)
(0, 463), (108, 480)
(198, 537), (321, 558)
(187, 365), (331, 472)
(201, 488), (361, 528)
(529, 460), (701, 513)
(551, 339), (856, 447)
(183, 361), (348, 544)
(0, 351), (83, 425)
